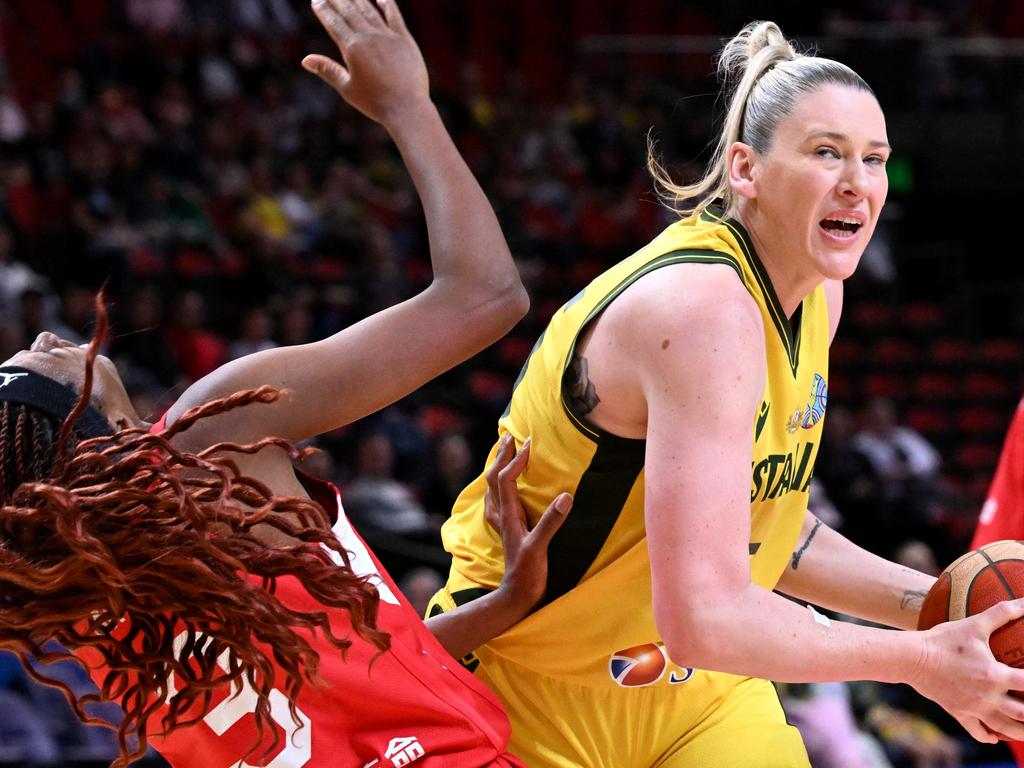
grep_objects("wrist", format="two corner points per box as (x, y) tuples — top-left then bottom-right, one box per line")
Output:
(379, 97), (438, 133)
(895, 627), (932, 688)
(492, 581), (539, 624)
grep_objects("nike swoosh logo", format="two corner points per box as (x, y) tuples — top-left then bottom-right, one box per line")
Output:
(755, 401), (770, 441)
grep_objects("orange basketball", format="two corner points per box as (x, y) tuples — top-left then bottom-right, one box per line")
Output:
(918, 540), (1024, 668)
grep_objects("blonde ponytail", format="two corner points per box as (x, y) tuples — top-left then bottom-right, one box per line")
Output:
(650, 21), (873, 218)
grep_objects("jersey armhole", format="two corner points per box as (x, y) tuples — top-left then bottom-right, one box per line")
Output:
(559, 249), (745, 439)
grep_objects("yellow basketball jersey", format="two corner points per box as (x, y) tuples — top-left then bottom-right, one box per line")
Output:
(438, 206), (830, 692)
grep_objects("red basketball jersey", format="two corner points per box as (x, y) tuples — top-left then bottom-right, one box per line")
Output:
(972, 397), (1024, 550)
(81, 420), (522, 768)
(971, 396), (1024, 766)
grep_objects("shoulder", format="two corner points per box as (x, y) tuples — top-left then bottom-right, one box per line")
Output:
(604, 262), (765, 394)
(613, 261), (762, 346)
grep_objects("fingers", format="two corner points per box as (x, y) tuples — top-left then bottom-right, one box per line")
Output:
(974, 598), (1024, 636)
(980, 709), (1024, 741)
(348, 0), (386, 26)
(526, 493), (572, 548)
(484, 434), (515, 532)
(311, 0), (355, 49)
(497, 438), (531, 532)
(958, 715), (999, 744)
(301, 54), (351, 90)
(485, 434), (516, 496)
(376, 0), (408, 31)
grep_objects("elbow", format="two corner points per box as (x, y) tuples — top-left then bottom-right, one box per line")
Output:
(467, 278), (530, 336)
(655, 594), (731, 670)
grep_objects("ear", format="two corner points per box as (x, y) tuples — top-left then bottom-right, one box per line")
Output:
(727, 142), (758, 201)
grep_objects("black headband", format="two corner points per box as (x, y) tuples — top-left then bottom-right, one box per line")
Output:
(0, 366), (113, 438)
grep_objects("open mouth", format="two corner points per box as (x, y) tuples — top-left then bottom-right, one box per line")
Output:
(819, 217), (862, 239)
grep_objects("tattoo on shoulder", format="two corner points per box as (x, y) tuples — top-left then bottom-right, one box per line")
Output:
(790, 517), (823, 570)
(900, 589), (928, 611)
(564, 354), (601, 416)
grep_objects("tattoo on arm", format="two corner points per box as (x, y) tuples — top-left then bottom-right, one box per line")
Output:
(790, 517), (823, 571)
(900, 589), (928, 611)
(563, 353), (601, 416)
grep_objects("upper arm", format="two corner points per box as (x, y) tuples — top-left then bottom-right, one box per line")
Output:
(630, 270), (766, 636)
(823, 279), (843, 345)
(165, 282), (524, 447)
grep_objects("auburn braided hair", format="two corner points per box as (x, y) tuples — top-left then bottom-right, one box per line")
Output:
(0, 300), (390, 767)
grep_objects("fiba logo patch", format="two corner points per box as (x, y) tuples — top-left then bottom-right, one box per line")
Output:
(609, 643), (667, 687)
(801, 373), (828, 430)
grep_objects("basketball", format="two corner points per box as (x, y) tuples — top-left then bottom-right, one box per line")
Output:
(918, 540), (1024, 667)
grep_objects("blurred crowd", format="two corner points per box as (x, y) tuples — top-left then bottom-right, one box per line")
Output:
(0, 0), (1023, 765)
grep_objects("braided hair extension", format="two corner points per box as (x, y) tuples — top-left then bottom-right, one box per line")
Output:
(0, 301), (390, 766)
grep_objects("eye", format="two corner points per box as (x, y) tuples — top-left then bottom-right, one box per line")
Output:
(815, 147), (840, 160)
(864, 154), (887, 166)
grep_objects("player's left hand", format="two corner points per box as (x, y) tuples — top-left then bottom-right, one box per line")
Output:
(302, 0), (429, 127)
(484, 434), (572, 612)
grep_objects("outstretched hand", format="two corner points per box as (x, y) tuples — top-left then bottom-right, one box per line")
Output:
(485, 434), (572, 613)
(303, 0), (429, 126)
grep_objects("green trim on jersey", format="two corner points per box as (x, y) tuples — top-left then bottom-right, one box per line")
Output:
(701, 207), (803, 376)
(560, 248), (744, 440)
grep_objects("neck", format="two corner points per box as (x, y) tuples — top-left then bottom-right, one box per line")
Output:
(734, 204), (821, 318)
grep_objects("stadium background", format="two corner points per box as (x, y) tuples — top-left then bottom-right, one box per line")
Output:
(0, 0), (1023, 765)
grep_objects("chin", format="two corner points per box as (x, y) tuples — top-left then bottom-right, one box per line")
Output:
(818, 251), (863, 281)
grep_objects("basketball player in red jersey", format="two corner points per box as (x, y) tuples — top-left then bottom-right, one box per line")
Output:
(972, 395), (1024, 765)
(0, 1), (570, 766)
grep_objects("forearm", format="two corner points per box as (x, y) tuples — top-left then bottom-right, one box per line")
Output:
(382, 102), (527, 318)
(424, 587), (530, 661)
(776, 512), (936, 629)
(659, 580), (925, 686)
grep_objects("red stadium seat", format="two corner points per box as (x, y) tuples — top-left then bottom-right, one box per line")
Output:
(872, 338), (919, 368)
(912, 372), (960, 402)
(929, 338), (972, 367)
(901, 302), (946, 334)
(863, 372), (903, 399)
(850, 302), (896, 331)
(977, 338), (1024, 369)
(829, 338), (861, 367)
(955, 442), (1002, 474)
(962, 372), (1017, 401)
(906, 406), (954, 439)
(956, 406), (1009, 437)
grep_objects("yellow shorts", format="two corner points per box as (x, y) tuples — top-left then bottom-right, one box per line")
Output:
(428, 595), (809, 767)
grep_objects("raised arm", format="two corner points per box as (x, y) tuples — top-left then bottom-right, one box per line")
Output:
(633, 267), (1024, 744)
(166, 0), (527, 442)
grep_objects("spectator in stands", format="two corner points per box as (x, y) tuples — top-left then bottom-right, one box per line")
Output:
(853, 397), (943, 551)
(344, 430), (434, 536)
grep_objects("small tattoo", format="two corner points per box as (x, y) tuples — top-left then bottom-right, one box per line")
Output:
(564, 354), (601, 416)
(900, 589), (928, 611)
(791, 518), (823, 570)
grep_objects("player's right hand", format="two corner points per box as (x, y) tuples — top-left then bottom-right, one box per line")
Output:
(910, 599), (1024, 743)
(302, 0), (429, 126)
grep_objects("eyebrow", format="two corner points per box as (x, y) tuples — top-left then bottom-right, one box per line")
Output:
(808, 130), (892, 151)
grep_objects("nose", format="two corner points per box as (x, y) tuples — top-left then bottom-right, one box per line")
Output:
(30, 331), (61, 352)
(839, 159), (869, 200)
(29, 332), (78, 352)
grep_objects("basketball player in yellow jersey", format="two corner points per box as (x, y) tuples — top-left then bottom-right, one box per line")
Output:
(430, 20), (1024, 768)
